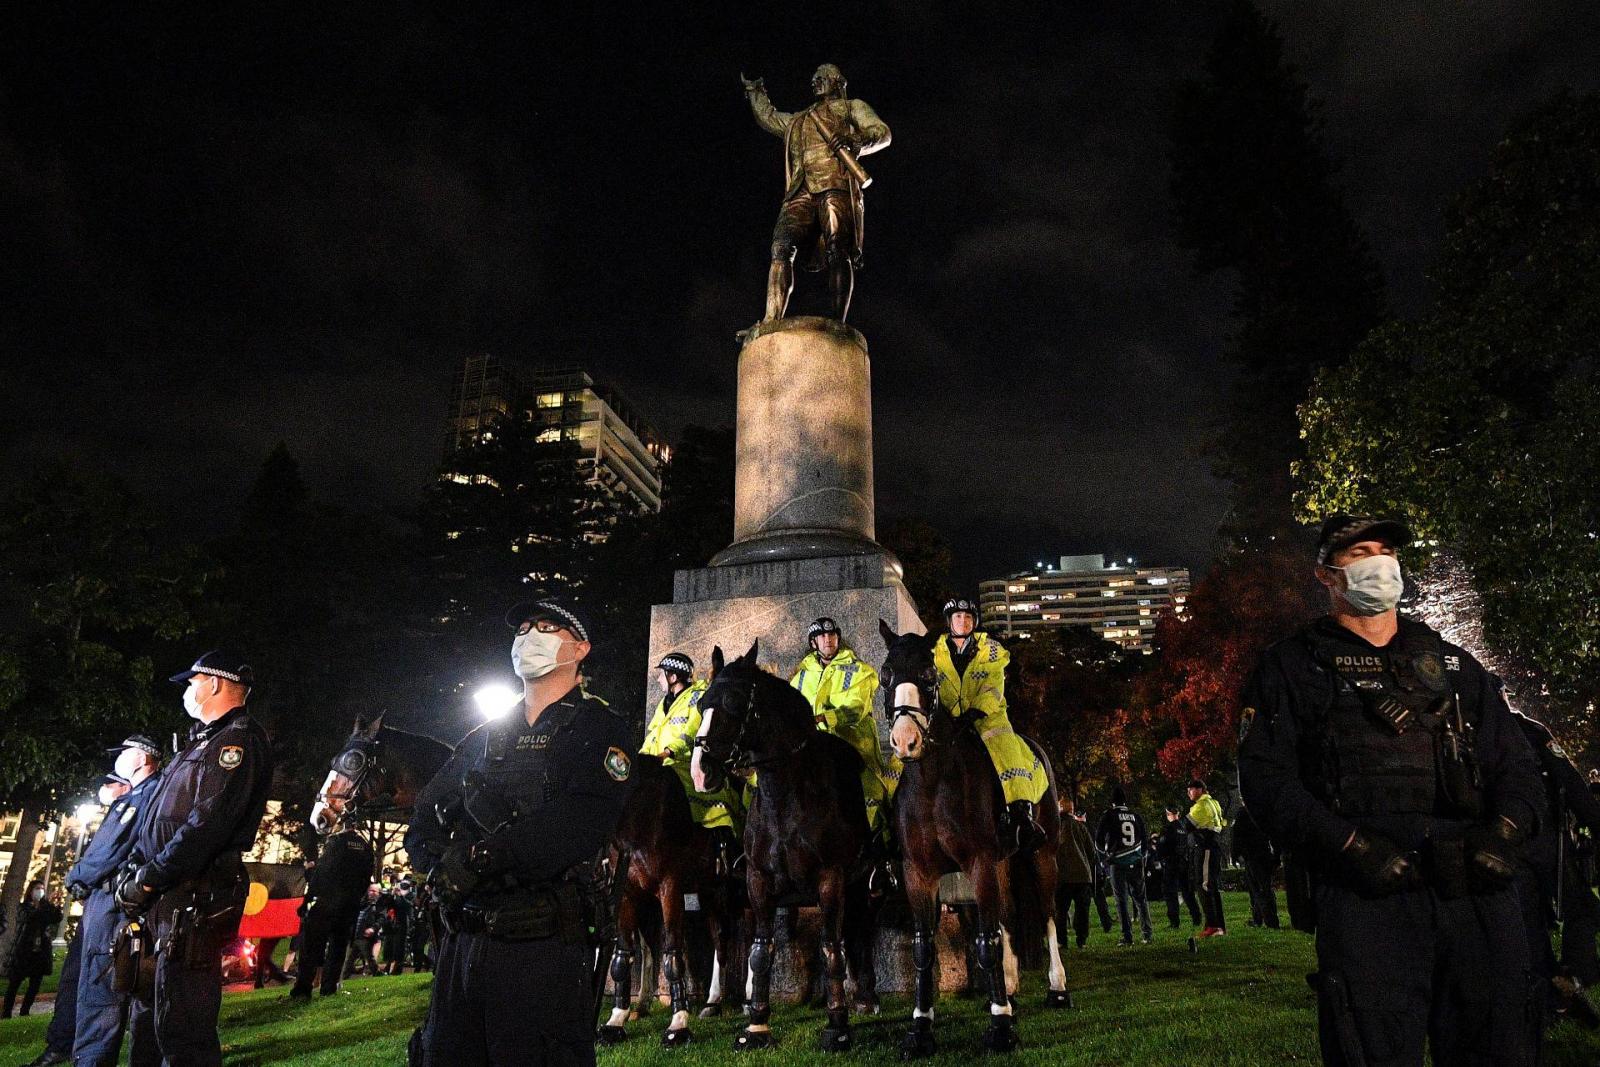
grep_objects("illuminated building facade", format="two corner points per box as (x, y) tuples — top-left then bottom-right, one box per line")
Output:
(978, 553), (1191, 652)
(443, 357), (667, 513)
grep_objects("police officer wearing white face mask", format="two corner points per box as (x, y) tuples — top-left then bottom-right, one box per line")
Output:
(1238, 515), (1543, 1066)
(405, 597), (634, 1067)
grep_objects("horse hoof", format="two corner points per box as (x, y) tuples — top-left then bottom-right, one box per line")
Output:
(1045, 989), (1073, 1010)
(698, 1002), (724, 1019)
(596, 1025), (628, 1046)
(899, 1022), (937, 1059)
(982, 1020), (1020, 1053)
(662, 1028), (694, 1048)
(734, 1028), (776, 1051)
(819, 1027), (853, 1053)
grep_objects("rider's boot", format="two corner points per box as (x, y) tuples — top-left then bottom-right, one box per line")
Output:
(1006, 800), (1046, 851)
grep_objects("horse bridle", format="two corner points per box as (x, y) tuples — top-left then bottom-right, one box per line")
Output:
(319, 735), (387, 813)
(693, 674), (811, 773)
(886, 667), (941, 752)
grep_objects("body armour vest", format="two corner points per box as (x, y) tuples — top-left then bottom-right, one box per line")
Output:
(1302, 620), (1480, 821)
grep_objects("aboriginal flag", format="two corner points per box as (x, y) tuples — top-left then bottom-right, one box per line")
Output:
(238, 861), (307, 939)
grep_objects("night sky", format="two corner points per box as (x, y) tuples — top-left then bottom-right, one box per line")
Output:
(5, 2), (1596, 585)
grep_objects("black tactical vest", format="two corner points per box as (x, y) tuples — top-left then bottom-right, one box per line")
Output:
(1301, 620), (1475, 820)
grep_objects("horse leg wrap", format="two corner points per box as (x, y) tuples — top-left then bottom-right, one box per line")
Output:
(974, 931), (1011, 1014)
(747, 937), (774, 1024)
(662, 949), (688, 1016)
(822, 940), (849, 1029)
(912, 931), (936, 1016)
(609, 948), (634, 1011)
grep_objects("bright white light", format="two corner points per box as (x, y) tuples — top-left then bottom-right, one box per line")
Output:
(474, 684), (522, 720)
(74, 803), (99, 826)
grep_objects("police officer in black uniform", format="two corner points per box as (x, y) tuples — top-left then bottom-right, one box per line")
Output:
(1238, 516), (1543, 1066)
(115, 651), (274, 1067)
(1506, 699), (1600, 1037)
(65, 737), (163, 1067)
(405, 598), (633, 1067)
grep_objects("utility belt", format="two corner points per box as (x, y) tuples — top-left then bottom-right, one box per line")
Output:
(453, 880), (589, 945)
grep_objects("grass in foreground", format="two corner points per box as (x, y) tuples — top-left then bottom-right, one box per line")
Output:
(2, 893), (1597, 1065)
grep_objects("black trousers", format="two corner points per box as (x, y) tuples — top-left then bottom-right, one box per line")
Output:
(1163, 862), (1202, 927)
(1192, 837), (1226, 930)
(1243, 853), (1281, 928)
(1314, 882), (1534, 1067)
(1559, 860), (1600, 985)
(420, 929), (594, 1066)
(1111, 861), (1153, 943)
(2, 973), (43, 1017)
(1092, 870), (1114, 932)
(345, 934), (379, 977)
(1055, 884), (1092, 947)
(291, 897), (359, 996)
(43, 924), (83, 1054)
(127, 898), (237, 1067)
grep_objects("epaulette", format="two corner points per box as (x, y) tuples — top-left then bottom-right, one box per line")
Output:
(580, 688), (628, 718)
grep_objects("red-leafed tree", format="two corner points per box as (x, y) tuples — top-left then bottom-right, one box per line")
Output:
(1136, 544), (1322, 783)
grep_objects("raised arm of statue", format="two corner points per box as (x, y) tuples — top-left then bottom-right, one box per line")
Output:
(743, 75), (793, 138)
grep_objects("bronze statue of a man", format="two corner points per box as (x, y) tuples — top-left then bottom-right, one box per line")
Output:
(742, 64), (891, 324)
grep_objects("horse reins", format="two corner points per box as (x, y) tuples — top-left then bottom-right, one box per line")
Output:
(694, 675), (814, 773)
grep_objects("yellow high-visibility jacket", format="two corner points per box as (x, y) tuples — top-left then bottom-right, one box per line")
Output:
(790, 647), (891, 830)
(641, 680), (709, 765)
(933, 632), (1046, 806)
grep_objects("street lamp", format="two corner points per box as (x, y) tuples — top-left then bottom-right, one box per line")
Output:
(473, 684), (521, 720)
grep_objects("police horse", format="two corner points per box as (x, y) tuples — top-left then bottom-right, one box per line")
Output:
(691, 641), (880, 1053)
(308, 714), (453, 977)
(596, 753), (741, 1048)
(878, 622), (1070, 1057)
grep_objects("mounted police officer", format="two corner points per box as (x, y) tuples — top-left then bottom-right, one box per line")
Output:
(57, 738), (163, 1067)
(790, 618), (891, 837)
(405, 598), (633, 1067)
(642, 651), (743, 870)
(1238, 515), (1543, 1066)
(116, 651), (273, 1067)
(933, 597), (1046, 850)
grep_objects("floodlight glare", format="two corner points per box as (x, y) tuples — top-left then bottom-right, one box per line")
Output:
(474, 684), (521, 720)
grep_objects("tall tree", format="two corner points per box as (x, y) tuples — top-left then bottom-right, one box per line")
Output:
(1298, 90), (1600, 737)
(1171, 0), (1387, 540)
(879, 517), (955, 630)
(0, 467), (204, 957)
(1135, 544), (1321, 783)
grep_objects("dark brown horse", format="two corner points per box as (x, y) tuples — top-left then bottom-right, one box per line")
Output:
(310, 713), (454, 838)
(878, 622), (1070, 1058)
(690, 641), (878, 1053)
(597, 751), (741, 1048)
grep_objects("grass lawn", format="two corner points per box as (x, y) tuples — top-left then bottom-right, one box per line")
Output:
(2, 893), (1597, 1065)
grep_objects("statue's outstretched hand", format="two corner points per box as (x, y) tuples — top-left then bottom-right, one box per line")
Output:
(741, 73), (766, 96)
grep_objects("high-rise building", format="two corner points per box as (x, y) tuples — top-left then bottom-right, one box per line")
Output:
(978, 553), (1191, 653)
(443, 357), (668, 513)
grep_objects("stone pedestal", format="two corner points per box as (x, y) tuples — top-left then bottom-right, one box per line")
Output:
(712, 316), (882, 567)
(646, 315), (931, 995)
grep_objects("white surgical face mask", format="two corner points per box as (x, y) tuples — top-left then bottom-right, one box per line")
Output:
(1331, 554), (1404, 616)
(183, 681), (206, 720)
(513, 629), (567, 680)
(97, 784), (119, 806)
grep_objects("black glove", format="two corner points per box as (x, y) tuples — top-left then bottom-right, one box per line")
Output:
(114, 866), (158, 916)
(1342, 830), (1420, 895)
(428, 840), (479, 910)
(1464, 815), (1525, 888)
(68, 881), (91, 902)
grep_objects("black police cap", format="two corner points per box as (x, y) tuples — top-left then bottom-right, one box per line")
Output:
(169, 651), (255, 687)
(106, 734), (163, 759)
(504, 597), (591, 643)
(1315, 514), (1413, 564)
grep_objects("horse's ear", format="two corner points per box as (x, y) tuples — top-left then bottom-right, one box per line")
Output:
(351, 714), (368, 736)
(743, 639), (759, 664)
(367, 712), (385, 737)
(711, 646), (725, 676)
(879, 618), (898, 649)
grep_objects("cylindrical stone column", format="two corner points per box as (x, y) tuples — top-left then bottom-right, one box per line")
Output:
(710, 316), (881, 566)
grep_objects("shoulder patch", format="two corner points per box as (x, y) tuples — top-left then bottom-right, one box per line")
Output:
(219, 745), (244, 770)
(120, 805), (138, 825)
(1549, 740), (1567, 760)
(604, 746), (631, 782)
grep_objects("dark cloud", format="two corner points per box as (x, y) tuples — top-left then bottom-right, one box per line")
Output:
(4, 2), (1597, 588)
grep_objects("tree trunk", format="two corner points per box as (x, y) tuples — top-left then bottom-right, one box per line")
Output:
(0, 802), (45, 964)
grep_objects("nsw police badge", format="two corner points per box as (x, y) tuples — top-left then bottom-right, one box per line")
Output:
(604, 746), (631, 782)
(218, 745), (244, 770)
